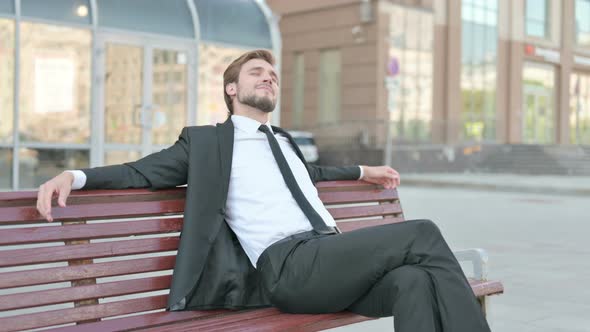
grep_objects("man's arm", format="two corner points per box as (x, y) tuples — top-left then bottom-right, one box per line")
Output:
(37, 127), (190, 221)
(307, 164), (400, 189)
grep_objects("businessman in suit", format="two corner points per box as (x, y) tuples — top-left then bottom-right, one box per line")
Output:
(36, 50), (491, 332)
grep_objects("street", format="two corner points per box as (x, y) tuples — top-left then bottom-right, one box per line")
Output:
(329, 186), (590, 332)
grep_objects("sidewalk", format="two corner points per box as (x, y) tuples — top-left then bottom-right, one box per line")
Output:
(400, 172), (590, 196)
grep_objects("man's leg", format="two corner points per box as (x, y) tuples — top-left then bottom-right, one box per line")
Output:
(256, 219), (490, 332)
(347, 265), (443, 332)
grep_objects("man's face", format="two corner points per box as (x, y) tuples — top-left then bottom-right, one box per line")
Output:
(234, 59), (279, 113)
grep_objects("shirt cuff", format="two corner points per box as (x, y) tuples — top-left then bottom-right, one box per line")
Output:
(358, 166), (364, 180)
(66, 170), (87, 190)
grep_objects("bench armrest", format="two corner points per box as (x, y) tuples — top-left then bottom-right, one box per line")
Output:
(453, 248), (488, 280)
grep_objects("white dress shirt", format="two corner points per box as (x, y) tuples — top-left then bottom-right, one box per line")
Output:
(67, 115), (363, 267)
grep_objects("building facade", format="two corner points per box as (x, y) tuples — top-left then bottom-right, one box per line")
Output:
(267, 0), (590, 159)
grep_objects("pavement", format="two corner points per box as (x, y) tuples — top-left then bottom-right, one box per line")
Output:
(328, 183), (589, 332)
(399, 172), (590, 196)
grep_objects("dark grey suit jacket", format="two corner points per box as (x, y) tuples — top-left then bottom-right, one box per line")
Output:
(81, 117), (361, 311)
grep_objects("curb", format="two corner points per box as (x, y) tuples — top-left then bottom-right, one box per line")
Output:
(401, 179), (590, 197)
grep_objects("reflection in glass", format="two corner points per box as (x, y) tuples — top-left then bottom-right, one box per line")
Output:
(576, 0), (590, 47)
(318, 49), (341, 125)
(19, 23), (91, 144)
(197, 44), (249, 125)
(525, 0), (549, 38)
(18, 148), (89, 189)
(570, 72), (590, 144)
(0, 148), (12, 189)
(152, 49), (187, 145)
(388, 6), (434, 142)
(104, 150), (141, 166)
(461, 0), (497, 142)
(104, 44), (143, 145)
(0, 19), (14, 143)
(522, 62), (555, 144)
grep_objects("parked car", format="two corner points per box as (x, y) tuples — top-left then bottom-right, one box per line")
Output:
(289, 131), (319, 164)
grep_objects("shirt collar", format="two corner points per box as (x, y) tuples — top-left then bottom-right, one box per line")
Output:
(231, 115), (274, 134)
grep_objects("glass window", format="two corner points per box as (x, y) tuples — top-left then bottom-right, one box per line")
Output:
(0, 0), (14, 15)
(389, 6), (434, 142)
(197, 44), (249, 125)
(576, 0), (590, 47)
(318, 49), (341, 125)
(525, 0), (549, 38)
(151, 49), (187, 145)
(194, 0), (272, 48)
(104, 44), (143, 145)
(18, 148), (89, 189)
(570, 72), (590, 144)
(461, 0), (498, 142)
(292, 53), (304, 128)
(97, 0), (194, 38)
(0, 19), (14, 144)
(0, 148), (11, 189)
(522, 62), (555, 144)
(21, 0), (91, 25)
(19, 23), (91, 144)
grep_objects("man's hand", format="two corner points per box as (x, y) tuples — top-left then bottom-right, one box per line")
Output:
(36, 171), (75, 222)
(360, 165), (400, 189)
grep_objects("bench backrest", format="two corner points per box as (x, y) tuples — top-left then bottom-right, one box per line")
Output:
(0, 181), (403, 331)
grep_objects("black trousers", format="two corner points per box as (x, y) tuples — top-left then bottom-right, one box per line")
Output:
(256, 219), (491, 332)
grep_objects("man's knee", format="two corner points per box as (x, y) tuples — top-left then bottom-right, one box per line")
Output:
(414, 219), (441, 237)
(389, 265), (432, 294)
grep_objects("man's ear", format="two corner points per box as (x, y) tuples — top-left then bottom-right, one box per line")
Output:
(225, 83), (237, 97)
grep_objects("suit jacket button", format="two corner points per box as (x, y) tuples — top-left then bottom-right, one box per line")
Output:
(219, 208), (226, 216)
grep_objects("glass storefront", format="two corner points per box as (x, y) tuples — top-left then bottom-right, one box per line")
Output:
(18, 23), (91, 144)
(318, 49), (341, 125)
(461, 0), (498, 142)
(151, 49), (188, 145)
(525, 0), (549, 38)
(576, 0), (590, 47)
(0, 19), (14, 144)
(570, 72), (590, 144)
(0, 148), (11, 189)
(388, 5), (434, 142)
(0, 0), (278, 190)
(197, 43), (250, 125)
(18, 148), (89, 189)
(522, 62), (555, 144)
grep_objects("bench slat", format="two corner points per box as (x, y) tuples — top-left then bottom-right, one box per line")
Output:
(0, 218), (183, 246)
(0, 188), (186, 205)
(0, 237), (179, 268)
(188, 311), (373, 332)
(0, 295), (169, 332)
(0, 255), (175, 289)
(318, 189), (398, 205)
(328, 203), (402, 220)
(337, 217), (406, 232)
(0, 199), (185, 224)
(49, 309), (231, 332)
(0, 275), (172, 311)
(469, 279), (505, 297)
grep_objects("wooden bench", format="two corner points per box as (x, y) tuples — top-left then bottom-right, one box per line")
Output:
(0, 181), (503, 331)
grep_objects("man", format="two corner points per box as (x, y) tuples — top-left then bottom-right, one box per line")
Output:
(36, 50), (490, 332)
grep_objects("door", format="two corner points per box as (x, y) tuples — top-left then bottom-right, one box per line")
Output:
(94, 34), (194, 166)
(522, 62), (556, 144)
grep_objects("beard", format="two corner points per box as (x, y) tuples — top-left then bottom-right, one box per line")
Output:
(237, 90), (276, 113)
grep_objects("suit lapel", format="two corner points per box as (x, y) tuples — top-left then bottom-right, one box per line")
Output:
(217, 118), (234, 205)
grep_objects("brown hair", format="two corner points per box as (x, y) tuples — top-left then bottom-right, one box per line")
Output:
(223, 49), (276, 115)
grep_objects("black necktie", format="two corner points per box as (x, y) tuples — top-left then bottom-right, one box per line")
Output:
(258, 125), (337, 235)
